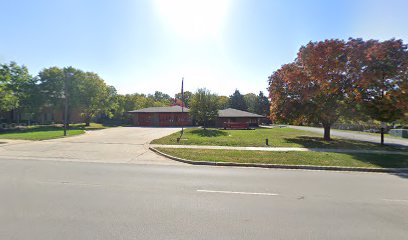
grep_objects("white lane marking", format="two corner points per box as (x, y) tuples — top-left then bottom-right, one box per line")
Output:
(382, 199), (408, 203)
(197, 189), (279, 196)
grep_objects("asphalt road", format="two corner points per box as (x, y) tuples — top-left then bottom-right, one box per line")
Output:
(1, 158), (407, 240)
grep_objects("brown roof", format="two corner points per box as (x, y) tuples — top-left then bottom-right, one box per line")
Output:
(218, 108), (264, 118)
(128, 106), (189, 113)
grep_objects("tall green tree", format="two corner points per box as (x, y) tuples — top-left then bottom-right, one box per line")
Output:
(113, 92), (174, 120)
(255, 91), (270, 116)
(190, 88), (219, 128)
(217, 95), (229, 109)
(0, 65), (18, 113)
(77, 72), (117, 126)
(175, 91), (193, 108)
(105, 85), (120, 118)
(229, 89), (247, 111)
(38, 66), (116, 124)
(38, 66), (83, 115)
(0, 62), (33, 114)
(17, 78), (42, 123)
(244, 93), (257, 113)
(154, 91), (170, 101)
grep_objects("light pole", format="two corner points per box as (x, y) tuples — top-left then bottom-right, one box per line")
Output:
(177, 77), (184, 142)
(181, 77), (184, 136)
(63, 72), (73, 136)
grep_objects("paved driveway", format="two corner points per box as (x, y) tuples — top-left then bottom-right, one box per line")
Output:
(0, 127), (184, 165)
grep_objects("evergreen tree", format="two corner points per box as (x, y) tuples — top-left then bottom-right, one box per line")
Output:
(229, 89), (247, 111)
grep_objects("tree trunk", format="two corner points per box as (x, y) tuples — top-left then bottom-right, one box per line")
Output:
(323, 124), (331, 141)
(16, 109), (20, 124)
(85, 115), (91, 127)
(380, 127), (385, 145)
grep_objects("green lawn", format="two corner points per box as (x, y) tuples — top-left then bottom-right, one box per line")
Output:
(151, 127), (406, 151)
(156, 148), (408, 169)
(0, 123), (107, 140)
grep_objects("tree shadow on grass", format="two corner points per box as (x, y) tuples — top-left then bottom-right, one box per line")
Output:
(286, 136), (408, 178)
(72, 125), (101, 131)
(0, 126), (61, 134)
(346, 153), (408, 168)
(0, 125), (88, 135)
(190, 129), (228, 137)
(284, 136), (406, 151)
(345, 154), (408, 179)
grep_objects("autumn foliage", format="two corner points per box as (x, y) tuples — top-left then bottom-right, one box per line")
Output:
(268, 38), (408, 141)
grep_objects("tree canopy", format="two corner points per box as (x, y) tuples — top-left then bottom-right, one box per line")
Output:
(175, 91), (193, 108)
(0, 62), (33, 113)
(189, 88), (219, 128)
(217, 95), (230, 109)
(255, 91), (270, 117)
(268, 38), (408, 140)
(229, 90), (247, 111)
(244, 93), (257, 113)
(38, 66), (118, 124)
(349, 38), (408, 122)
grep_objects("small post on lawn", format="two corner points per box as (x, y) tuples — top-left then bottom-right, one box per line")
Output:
(381, 128), (384, 145)
(265, 138), (269, 146)
(380, 122), (386, 145)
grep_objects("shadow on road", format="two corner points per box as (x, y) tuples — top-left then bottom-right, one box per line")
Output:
(390, 173), (408, 179)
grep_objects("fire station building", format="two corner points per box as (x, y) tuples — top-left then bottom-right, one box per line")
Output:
(128, 106), (192, 127)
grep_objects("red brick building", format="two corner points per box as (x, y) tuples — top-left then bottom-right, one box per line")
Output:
(128, 106), (264, 127)
(216, 108), (264, 127)
(128, 106), (192, 127)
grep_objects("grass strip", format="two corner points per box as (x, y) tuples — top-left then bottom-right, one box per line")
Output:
(0, 123), (107, 140)
(156, 148), (408, 169)
(151, 128), (406, 151)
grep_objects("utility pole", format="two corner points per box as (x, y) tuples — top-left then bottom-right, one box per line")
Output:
(181, 77), (184, 136)
(63, 72), (73, 136)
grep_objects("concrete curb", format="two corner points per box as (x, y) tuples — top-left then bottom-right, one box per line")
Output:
(149, 144), (408, 155)
(149, 147), (408, 173)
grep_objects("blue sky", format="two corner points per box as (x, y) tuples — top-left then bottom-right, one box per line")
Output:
(0, 0), (407, 96)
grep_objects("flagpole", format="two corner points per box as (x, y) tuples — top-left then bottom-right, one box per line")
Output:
(181, 77), (184, 136)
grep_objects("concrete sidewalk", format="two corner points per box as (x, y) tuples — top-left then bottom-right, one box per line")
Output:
(149, 144), (408, 155)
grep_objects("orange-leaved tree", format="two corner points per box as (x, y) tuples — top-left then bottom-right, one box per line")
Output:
(269, 38), (408, 142)
(269, 39), (351, 141)
(353, 39), (408, 123)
